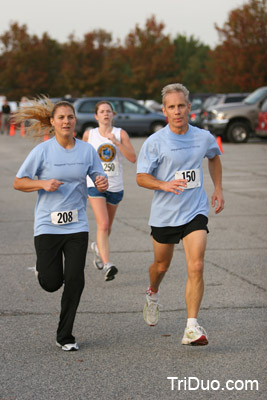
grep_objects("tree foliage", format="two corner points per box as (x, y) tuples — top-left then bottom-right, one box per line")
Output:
(0, 23), (64, 98)
(0, 1), (266, 101)
(173, 35), (211, 93)
(207, 0), (267, 91)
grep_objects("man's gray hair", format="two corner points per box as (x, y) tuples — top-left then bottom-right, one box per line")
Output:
(161, 83), (190, 104)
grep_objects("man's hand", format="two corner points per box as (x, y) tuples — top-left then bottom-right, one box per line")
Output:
(95, 175), (109, 192)
(162, 179), (187, 195)
(211, 188), (225, 214)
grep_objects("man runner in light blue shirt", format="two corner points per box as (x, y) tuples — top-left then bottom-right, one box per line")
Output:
(136, 83), (224, 345)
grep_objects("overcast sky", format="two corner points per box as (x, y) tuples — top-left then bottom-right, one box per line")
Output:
(1, 0), (247, 48)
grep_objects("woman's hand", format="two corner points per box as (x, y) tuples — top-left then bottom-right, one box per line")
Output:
(94, 175), (109, 192)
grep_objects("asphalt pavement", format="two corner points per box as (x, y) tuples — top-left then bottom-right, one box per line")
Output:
(0, 133), (266, 400)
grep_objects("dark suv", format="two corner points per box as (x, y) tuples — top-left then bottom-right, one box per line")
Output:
(73, 97), (167, 137)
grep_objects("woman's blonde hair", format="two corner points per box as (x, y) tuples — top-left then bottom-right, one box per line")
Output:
(13, 96), (76, 139)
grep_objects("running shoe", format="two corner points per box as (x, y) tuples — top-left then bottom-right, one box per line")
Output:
(143, 289), (160, 326)
(56, 342), (79, 351)
(91, 242), (104, 270)
(103, 262), (118, 281)
(181, 325), (208, 346)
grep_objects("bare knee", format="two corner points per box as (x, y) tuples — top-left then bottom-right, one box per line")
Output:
(154, 260), (170, 275)
(97, 219), (109, 233)
(188, 260), (204, 280)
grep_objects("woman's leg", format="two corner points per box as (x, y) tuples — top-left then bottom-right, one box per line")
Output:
(107, 202), (119, 235)
(34, 234), (64, 292)
(57, 232), (88, 345)
(89, 197), (111, 264)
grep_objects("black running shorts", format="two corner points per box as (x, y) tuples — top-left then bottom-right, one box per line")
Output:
(151, 214), (209, 244)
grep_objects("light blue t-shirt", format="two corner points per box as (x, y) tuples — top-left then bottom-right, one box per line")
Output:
(136, 124), (221, 227)
(16, 136), (106, 236)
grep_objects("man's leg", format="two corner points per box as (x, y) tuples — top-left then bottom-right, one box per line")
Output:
(144, 240), (174, 326)
(182, 230), (207, 318)
(181, 230), (208, 345)
(149, 239), (174, 292)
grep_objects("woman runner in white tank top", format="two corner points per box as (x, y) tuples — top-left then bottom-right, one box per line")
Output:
(83, 101), (136, 281)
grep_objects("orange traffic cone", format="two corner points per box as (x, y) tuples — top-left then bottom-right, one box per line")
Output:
(20, 123), (25, 136)
(216, 136), (223, 153)
(9, 123), (16, 136)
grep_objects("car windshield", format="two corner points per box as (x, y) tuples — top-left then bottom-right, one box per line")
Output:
(261, 99), (267, 112)
(244, 88), (267, 105)
(190, 99), (202, 111)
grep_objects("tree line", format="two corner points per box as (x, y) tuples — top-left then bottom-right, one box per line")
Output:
(0, 0), (266, 102)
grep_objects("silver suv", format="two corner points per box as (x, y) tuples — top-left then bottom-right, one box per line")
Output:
(203, 87), (267, 143)
(73, 97), (167, 137)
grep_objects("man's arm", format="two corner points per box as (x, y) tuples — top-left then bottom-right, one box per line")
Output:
(136, 173), (187, 195)
(208, 155), (225, 214)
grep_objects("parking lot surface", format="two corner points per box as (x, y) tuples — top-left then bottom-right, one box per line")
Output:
(0, 134), (266, 399)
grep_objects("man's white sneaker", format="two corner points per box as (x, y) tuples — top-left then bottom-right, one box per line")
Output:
(91, 242), (104, 270)
(56, 341), (79, 351)
(104, 262), (118, 281)
(181, 325), (208, 346)
(143, 289), (160, 326)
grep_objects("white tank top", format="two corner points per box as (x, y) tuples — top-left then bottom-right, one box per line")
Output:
(87, 127), (124, 192)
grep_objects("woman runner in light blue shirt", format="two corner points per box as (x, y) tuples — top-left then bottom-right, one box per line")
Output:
(13, 97), (108, 351)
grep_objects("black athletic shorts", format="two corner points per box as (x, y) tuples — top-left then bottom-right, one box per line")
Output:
(151, 214), (209, 244)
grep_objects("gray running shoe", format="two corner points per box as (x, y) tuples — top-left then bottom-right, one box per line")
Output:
(91, 242), (104, 270)
(104, 262), (118, 281)
(143, 289), (161, 326)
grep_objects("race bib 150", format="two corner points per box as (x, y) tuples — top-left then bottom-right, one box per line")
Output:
(175, 168), (201, 189)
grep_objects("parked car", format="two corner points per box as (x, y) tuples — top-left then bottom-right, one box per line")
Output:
(189, 93), (249, 128)
(50, 97), (77, 104)
(203, 87), (267, 143)
(255, 98), (267, 138)
(188, 93), (213, 127)
(189, 96), (216, 127)
(137, 99), (163, 112)
(73, 97), (167, 137)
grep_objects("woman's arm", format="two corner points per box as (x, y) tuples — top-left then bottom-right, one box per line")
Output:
(107, 130), (136, 163)
(82, 130), (89, 142)
(13, 177), (64, 192)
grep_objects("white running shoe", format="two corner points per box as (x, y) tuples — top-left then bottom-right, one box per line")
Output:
(103, 262), (118, 281)
(181, 325), (208, 346)
(143, 288), (160, 326)
(91, 242), (104, 270)
(56, 341), (79, 351)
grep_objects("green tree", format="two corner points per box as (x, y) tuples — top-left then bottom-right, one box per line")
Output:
(173, 34), (211, 93)
(207, 0), (267, 92)
(120, 16), (179, 101)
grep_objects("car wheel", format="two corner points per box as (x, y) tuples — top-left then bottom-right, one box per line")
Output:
(226, 122), (250, 143)
(151, 122), (166, 133)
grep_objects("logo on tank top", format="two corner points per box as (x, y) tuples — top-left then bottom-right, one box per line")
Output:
(97, 144), (116, 162)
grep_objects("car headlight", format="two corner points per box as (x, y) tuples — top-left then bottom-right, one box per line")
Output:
(211, 110), (226, 120)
